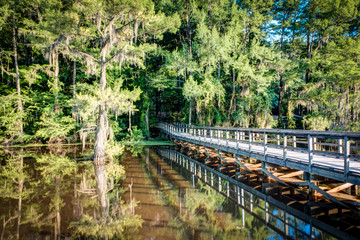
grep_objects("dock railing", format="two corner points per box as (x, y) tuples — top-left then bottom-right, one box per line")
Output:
(159, 122), (360, 184)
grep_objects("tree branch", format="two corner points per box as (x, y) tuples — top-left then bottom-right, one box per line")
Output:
(66, 45), (100, 64)
(104, 47), (127, 65)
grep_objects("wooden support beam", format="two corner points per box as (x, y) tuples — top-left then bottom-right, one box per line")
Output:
(279, 171), (304, 179)
(326, 192), (360, 203)
(327, 183), (353, 194)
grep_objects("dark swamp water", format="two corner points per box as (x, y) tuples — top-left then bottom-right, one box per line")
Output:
(0, 145), (342, 239)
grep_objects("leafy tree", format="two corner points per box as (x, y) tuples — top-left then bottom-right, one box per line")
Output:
(65, 0), (179, 161)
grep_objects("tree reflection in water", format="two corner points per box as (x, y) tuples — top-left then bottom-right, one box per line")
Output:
(0, 147), (273, 239)
(70, 152), (143, 239)
(0, 149), (27, 240)
(0, 147), (143, 239)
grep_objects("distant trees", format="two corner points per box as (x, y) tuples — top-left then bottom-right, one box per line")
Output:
(0, 0), (359, 146)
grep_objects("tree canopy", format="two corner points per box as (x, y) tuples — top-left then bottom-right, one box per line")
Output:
(0, 0), (359, 146)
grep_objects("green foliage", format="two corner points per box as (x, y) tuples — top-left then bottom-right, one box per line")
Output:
(123, 126), (145, 143)
(0, 93), (25, 141)
(0, 0), (359, 146)
(35, 110), (75, 143)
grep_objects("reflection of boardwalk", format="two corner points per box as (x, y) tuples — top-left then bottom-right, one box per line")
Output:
(157, 148), (358, 240)
(160, 123), (360, 185)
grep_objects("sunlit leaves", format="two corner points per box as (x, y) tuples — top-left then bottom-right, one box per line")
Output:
(75, 81), (142, 125)
(35, 111), (75, 142)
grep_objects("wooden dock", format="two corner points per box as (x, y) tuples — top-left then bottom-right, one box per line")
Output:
(159, 123), (360, 185)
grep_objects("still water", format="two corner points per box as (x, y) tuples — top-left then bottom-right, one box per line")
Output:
(0, 145), (338, 239)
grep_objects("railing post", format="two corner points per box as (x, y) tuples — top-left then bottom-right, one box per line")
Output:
(227, 181), (230, 197)
(283, 134), (287, 163)
(226, 130), (229, 147)
(293, 136), (297, 148)
(241, 188), (244, 206)
(210, 129), (213, 144)
(277, 134), (280, 145)
(218, 176), (222, 192)
(264, 132), (268, 161)
(249, 131), (252, 153)
(308, 135), (313, 171)
(236, 130), (239, 149)
(338, 139), (343, 154)
(344, 136), (350, 180)
(218, 129), (220, 144)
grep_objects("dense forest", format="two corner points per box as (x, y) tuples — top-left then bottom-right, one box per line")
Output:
(0, 0), (359, 148)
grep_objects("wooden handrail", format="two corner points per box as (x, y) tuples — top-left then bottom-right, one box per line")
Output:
(168, 122), (360, 140)
(159, 122), (360, 184)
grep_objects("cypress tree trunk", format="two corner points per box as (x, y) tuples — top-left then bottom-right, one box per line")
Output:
(279, 75), (284, 127)
(54, 50), (60, 113)
(228, 69), (236, 119)
(12, 15), (23, 135)
(72, 60), (77, 119)
(128, 100), (132, 132)
(94, 53), (107, 162)
(305, 32), (312, 83)
(186, 2), (192, 56)
(189, 99), (192, 125)
(145, 106), (149, 134)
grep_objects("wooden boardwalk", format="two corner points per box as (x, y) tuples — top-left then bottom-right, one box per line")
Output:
(159, 123), (360, 185)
